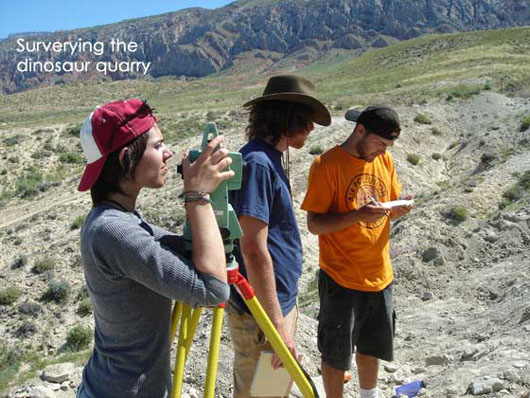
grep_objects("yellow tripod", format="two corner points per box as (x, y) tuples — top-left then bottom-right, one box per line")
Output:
(168, 265), (317, 398)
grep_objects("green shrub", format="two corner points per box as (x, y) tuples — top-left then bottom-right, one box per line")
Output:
(520, 115), (530, 132)
(77, 298), (92, 316)
(70, 216), (85, 230)
(502, 170), (530, 204)
(414, 114), (432, 125)
(309, 145), (324, 155)
(446, 84), (483, 99)
(450, 206), (468, 222)
(63, 123), (82, 137)
(431, 127), (443, 136)
(43, 280), (70, 303)
(31, 150), (52, 159)
(43, 142), (54, 151)
(0, 287), (21, 306)
(520, 170), (530, 190)
(206, 110), (222, 120)
(32, 257), (55, 274)
(480, 152), (497, 167)
(431, 153), (442, 160)
(18, 301), (42, 316)
(76, 286), (89, 301)
(437, 180), (450, 190)
(498, 199), (511, 210)
(55, 144), (67, 153)
(3, 135), (25, 147)
(14, 321), (37, 338)
(15, 169), (44, 198)
(11, 255), (28, 269)
(59, 152), (84, 164)
(0, 344), (23, 386)
(407, 153), (420, 165)
(176, 118), (206, 140)
(66, 325), (92, 351)
(503, 185), (524, 202)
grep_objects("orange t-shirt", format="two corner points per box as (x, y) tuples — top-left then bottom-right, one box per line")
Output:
(301, 145), (402, 292)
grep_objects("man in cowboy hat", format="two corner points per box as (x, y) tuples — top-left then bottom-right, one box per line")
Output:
(302, 106), (413, 398)
(227, 74), (331, 398)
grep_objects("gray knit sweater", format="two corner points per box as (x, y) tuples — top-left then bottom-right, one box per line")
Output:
(79, 204), (230, 398)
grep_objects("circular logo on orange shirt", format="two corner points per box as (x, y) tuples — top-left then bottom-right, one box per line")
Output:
(346, 173), (388, 230)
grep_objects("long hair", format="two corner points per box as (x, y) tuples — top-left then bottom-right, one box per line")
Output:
(246, 101), (314, 146)
(90, 133), (150, 206)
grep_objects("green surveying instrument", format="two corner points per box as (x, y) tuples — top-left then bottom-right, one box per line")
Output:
(182, 122), (243, 257)
(170, 123), (318, 398)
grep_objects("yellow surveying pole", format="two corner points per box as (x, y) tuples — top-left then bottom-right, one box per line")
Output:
(230, 270), (316, 398)
(244, 296), (315, 398)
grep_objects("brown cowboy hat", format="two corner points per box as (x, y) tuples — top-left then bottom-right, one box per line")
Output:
(243, 74), (331, 126)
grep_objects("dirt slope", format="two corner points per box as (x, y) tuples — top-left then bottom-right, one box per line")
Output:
(1, 91), (529, 397)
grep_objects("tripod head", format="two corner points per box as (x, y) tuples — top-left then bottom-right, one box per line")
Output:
(182, 123), (243, 268)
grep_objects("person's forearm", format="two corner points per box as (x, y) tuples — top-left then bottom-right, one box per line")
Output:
(307, 210), (359, 235)
(243, 251), (286, 331)
(185, 201), (227, 283)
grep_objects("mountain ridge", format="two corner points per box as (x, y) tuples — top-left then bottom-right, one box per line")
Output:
(1, 0), (529, 94)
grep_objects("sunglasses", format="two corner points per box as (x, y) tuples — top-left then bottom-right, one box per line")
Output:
(107, 100), (155, 149)
(120, 100), (154, 126)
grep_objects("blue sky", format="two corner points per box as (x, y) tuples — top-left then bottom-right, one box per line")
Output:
(0, 0), (234, 39)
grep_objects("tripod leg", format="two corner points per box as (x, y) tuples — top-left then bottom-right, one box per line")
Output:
(170, 301), (183, 347)
(186, 307), (203, 355)
(171, 305), (203, 398)
(204, 305), (224, 398)
(170, 305), (192, 398)
(244, 296), (315, 398)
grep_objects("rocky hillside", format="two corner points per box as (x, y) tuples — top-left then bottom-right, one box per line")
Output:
(1, 0), (529, 93)
(1, 91), (529, 398)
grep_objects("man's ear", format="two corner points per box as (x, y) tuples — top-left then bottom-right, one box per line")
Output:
(353, 124), (365, 137)
(118, 147), (128, 169)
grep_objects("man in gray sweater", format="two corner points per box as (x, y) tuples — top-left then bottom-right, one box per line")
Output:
(77, 98), (234, 398)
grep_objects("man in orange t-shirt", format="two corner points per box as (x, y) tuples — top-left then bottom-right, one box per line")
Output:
(301, 105), (413, 398)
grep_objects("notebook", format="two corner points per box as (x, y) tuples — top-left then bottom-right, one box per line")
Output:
(250, 351), (294, 397)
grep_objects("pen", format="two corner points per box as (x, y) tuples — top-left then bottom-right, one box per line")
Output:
(369, 196), (381, 206)
(369, 196), (389, 216)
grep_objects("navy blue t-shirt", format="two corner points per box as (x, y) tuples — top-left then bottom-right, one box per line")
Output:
(229, 139), (303, 316)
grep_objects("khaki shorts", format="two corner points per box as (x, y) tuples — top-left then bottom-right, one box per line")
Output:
(226, 302), (298, 398)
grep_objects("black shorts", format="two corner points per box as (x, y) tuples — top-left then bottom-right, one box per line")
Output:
(317, 269), (396, 370)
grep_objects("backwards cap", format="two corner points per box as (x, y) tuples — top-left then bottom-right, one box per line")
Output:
(345, 105), (400, 140)
(78, 98), (157, 191)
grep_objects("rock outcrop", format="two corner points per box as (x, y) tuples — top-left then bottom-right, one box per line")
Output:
(1, 0), (529, 93)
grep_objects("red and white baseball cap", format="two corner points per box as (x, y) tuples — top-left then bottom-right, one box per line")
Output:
(78, 98), (157, 192)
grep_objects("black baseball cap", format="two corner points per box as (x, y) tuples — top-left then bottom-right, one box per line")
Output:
(345, 105), (401, 140)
